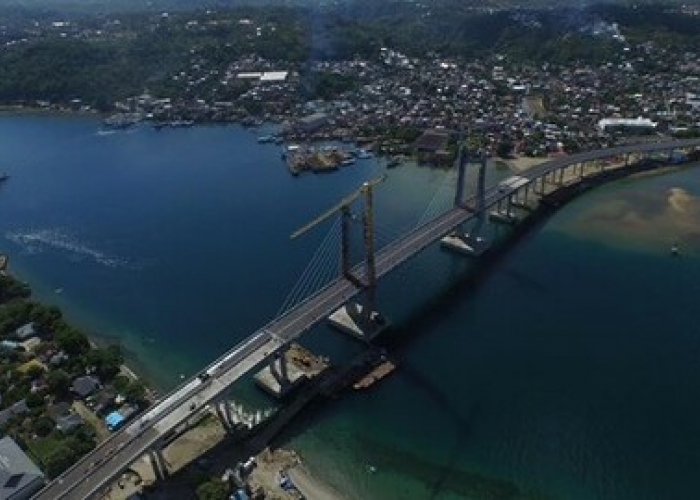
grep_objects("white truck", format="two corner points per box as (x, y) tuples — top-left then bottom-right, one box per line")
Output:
(497, 175), (529, 193)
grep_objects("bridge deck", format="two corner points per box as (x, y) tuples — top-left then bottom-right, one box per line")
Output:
(34, 137), (700, 499)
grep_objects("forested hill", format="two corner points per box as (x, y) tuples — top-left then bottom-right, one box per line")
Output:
(0, 0), (650, 14)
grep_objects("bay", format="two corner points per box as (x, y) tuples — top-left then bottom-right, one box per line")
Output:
(2, 115), (700, 499)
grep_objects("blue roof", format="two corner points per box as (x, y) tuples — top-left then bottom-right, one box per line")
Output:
(105, 411), (125, 429)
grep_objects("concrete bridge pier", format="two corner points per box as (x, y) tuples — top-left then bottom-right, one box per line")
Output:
(253, 345), (307, 398)
(147, 446), (169, 481)
(441, 226), (490, 256)
(213, 398), (235, 433)
(328, 301), (389, 342)
(511, 183), (533, 210)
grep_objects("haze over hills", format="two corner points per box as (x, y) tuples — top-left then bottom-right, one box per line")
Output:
(0, 0), (673, 14)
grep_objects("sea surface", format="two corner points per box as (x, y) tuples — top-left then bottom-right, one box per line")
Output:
(2, 115), (700, 499)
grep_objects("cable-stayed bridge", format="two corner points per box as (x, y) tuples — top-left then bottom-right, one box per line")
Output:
(34, 137), (700, 500)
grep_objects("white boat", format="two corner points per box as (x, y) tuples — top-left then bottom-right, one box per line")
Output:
(357, 149), (373, 159)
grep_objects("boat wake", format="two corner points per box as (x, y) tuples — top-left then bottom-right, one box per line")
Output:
(5, 228), (131, 268)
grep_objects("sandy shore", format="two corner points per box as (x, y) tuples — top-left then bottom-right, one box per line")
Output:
(288, 464), (349, 500)
(502, 155), (550, 172)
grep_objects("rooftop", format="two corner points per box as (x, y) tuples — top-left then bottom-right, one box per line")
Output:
(0, 437), (44, 500)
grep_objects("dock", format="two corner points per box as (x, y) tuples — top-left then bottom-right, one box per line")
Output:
(353, 358), (396, 390)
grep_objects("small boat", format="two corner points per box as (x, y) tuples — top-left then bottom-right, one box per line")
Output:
(341, 158), (356, 166)
(387, 157), (401, 168)
(169, 120), (194, 128)
(0, 173), (8, 182)
(103, 113), (140, 129)
(356, 149), (373, 159)
(257, 135), (275, 143)
(671, 242), (680, 256)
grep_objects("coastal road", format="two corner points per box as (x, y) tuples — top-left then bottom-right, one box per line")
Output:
(34, 137), (700, 499)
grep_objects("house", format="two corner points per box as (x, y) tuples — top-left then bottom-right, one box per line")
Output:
(297, 113), (329, 133)
(55, 413), (83, 432)
(13, 324), (37, 341)
(86, 387), (117, 416)
(0, 401), (28, 427)
(48, 403), (82, 432)
(0, 436), (45, 500)
(414, 129), (451, 153)
(71, 375), (101, 398)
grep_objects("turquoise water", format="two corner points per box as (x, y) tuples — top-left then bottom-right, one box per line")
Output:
(2, 115), (700, 499)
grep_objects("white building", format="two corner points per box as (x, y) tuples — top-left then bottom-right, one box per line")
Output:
(598, 117), (657, 132)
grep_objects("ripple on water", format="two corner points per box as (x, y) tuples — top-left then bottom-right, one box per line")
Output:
(5, 227), (134, 269)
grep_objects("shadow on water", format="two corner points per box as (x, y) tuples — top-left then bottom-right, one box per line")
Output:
(150, 200), (570, 499)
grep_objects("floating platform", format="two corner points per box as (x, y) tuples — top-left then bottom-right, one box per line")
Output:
(328, 303), (389, 342)
(254, 361), (307, 399)
(440, 234), (489, 256)
(353, 358), (396, 390)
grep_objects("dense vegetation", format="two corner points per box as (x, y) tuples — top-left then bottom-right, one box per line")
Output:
(0, 272), (147, 478)
(0, 3), (698, 107)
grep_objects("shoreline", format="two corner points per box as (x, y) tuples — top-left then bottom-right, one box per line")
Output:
(288, 463), (350, 500)
(3, 258), (160, 402)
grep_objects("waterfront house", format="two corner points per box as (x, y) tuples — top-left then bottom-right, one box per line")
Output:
(13, 324), (37, 342)
(71, 375), (101, 398)
(0, 436), (45, 500)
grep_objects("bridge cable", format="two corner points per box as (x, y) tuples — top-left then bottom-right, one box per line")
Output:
(276, 217), (342, 316)
(282, 218), (341, 312)
(417, 169), (459, 227)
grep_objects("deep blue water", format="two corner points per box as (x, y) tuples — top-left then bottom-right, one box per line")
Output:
(2, 115), (700, 500)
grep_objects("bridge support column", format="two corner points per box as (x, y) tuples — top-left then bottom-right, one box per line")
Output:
(214, 399), (235, 433)
(254, 345), (306, 398)
(511, 184), (532, 210)
(490, 196), (518, 225)
(442, 152), (491, 256)
(148, 447), (169, 481)
(329, 179), (389, 343)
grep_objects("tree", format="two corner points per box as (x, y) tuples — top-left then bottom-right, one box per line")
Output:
(46, 369), (71, 395)
(196, 480), (229, 500)
(124, 380), (147, 405)
(25, 392), (45, 409)
(33, 416), (54, 438)
(112, 374), (131, 393)
(54, 327), (90, 356)
(86, 345), (123, 380)
(496, 140), (514, 159)
(43, 446), (77, 478)
(24, 363), (45, 380)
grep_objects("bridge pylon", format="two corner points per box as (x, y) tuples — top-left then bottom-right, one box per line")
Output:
(291, 177), (389, 342)
(441, 142), (491, 256)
